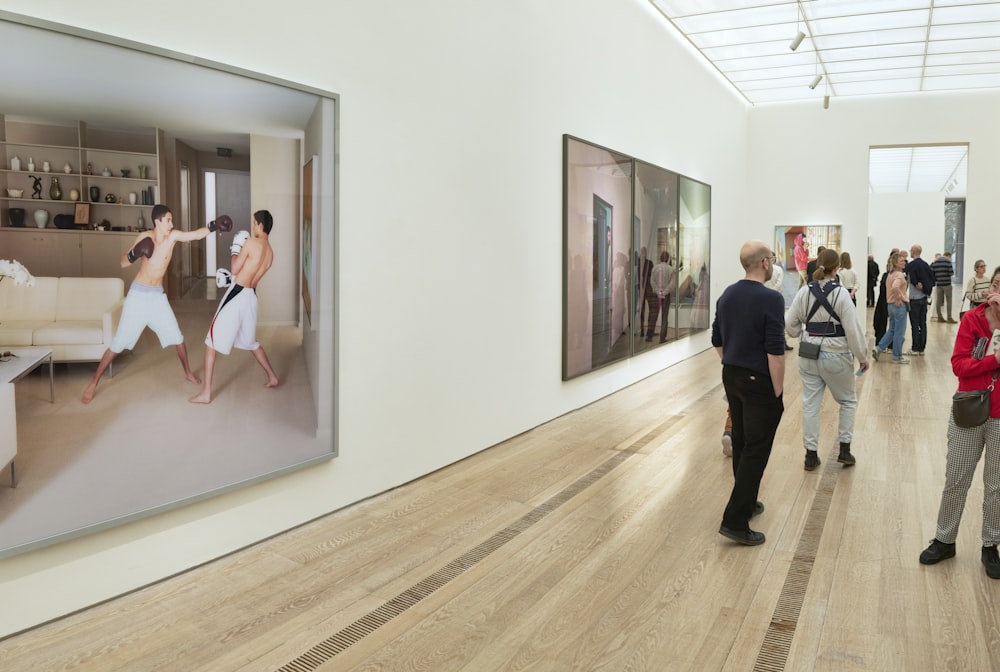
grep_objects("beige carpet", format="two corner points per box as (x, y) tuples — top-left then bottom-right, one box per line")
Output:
(0, 297), (328, 556)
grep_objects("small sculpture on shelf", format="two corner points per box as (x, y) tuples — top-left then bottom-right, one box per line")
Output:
(104, 193), (117, 204)
(28, 175), (43, 199)
(120, 169), (130, 178)
(87, 162), (93, 175)
(49, 177), (62, 201)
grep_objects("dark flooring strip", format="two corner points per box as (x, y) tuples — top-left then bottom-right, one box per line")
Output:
(274, 417), (680, 671)
(753, 450), (841, 672)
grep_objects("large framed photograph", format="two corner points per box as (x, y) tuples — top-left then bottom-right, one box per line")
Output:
(563, 135), (634, 380)
(0, 18), (337, 559)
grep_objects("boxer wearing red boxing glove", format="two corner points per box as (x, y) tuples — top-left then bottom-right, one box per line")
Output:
(82, 205), (231, 403)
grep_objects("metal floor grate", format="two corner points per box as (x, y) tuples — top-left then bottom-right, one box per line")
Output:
(274, 417), (678, 671)
(753, 450), (840, 672)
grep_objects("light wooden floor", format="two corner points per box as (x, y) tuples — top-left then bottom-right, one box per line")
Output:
(2, 313), (999, 671)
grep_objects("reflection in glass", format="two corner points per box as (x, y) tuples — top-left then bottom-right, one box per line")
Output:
(563, 136), (633, 379)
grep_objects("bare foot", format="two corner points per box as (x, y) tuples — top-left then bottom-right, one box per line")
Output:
(185, 372), (202, 385)
(189, 391), (212, 404)
(81, 383), (97, 404)
(264, 376), (279, 388)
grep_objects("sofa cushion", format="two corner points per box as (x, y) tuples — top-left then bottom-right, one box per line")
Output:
(32, 322), (105, 346)
(0, 322), (42, 347)
(55, 277), (125, 321)
(0, 276), (58, 321)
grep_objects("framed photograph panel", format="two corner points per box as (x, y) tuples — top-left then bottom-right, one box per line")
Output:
(633, 160), (679, 353)
(563, 135), (634, 380)
(677, 176), (712, 335)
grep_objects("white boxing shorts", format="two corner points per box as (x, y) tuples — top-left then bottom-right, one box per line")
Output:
(110, 281), (184, 352)
(205, 284), (260, 355)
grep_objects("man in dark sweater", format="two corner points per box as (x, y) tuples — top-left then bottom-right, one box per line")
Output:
(867, 254), (879, 307)
(711, 240), (785, 546)
(905, 244), (935, 355)
(931, 251), (955, 322)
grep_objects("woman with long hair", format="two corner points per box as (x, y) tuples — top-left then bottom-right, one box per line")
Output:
(837, 251), (859, 304)
(873, 252), (910, 364)
(785, 248), (870, 471)
(920, 265), (1000, 579)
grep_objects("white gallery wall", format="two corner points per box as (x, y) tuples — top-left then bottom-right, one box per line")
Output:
(746, 92), (1000, 286)
(868, 192), (946, 264)
(0, 1), (750, 636)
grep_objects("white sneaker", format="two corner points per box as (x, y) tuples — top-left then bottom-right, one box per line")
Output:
(893, 357), (911, 364)
(721, 432), (733, 457)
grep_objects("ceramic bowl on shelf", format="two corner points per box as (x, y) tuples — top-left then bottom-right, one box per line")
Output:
(6, 188), (23, 198)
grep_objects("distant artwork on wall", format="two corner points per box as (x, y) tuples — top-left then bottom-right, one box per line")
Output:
(773, 225), (843, 304)
(563, 135), (711, 380)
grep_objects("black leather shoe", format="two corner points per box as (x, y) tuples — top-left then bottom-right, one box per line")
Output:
(804, 451), (821, 471)
(752, 501), (765, 517)
(983, 546), (1000, 579)
(837, 450), (856, 466)
(719, 525), (765, 546)
(919, 539), (956, 565)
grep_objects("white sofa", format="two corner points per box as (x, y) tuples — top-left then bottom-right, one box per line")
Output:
(0, 276), (125, 364)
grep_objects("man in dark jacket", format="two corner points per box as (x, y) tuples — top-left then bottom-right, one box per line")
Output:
(905, 244), (935, 355)
(867, 254), (879, 307)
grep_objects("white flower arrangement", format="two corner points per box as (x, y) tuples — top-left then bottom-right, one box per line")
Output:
(0, 259), (35, 287)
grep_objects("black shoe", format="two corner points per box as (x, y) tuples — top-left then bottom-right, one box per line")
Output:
(804, 451), (821, 471)
(919, 539), (956, 565)
(719, 525), (765, 546)
(752, 501), (765, 517)
(837, 450), (856, 466)
(983, 546), (1000, 579)
(784, 344), (793, 351)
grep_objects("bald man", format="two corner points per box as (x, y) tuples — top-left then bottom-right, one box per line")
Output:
(711, 240), (786, 546)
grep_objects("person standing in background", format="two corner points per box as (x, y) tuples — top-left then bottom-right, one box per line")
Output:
(905, 244), (935, 356)
(965, 259), (991, 313)
(873, 252), (910, 364)
(837, 251), (859, 305)
(867, 254), (880, 307)
(932, 251), (956, 323)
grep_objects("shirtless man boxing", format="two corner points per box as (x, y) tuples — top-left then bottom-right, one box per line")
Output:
(189, 209), (279, 404)
(82, 205), (232, 403)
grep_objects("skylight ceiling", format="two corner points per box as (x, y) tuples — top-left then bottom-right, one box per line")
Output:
(649, 0), (1000, 105)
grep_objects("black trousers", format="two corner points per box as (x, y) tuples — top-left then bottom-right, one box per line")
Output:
(721, 364), (784, 530)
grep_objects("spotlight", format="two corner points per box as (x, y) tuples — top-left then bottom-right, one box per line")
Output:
(809, 74), (823, 90)
(790, 31), (805, 51)
(823, 95), (830, 109)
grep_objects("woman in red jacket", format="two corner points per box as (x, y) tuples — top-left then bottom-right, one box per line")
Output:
(920, 266), (1000, 578)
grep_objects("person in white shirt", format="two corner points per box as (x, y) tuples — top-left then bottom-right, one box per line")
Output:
(648, 251), (675, 343)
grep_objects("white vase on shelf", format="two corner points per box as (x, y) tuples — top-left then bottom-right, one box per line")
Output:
(26, 157), (34, 172)
(10, 155), (20, 171)
(33, 209), (49, 229)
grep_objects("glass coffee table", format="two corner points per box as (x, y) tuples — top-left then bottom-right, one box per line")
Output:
(1, 347), (54, 487)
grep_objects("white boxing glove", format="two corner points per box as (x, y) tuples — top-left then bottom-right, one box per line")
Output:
(230, 230), (251, 256)
(215, 268), (233, 288)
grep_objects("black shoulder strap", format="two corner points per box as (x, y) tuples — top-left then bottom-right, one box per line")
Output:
(806, 281), (842, 323)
